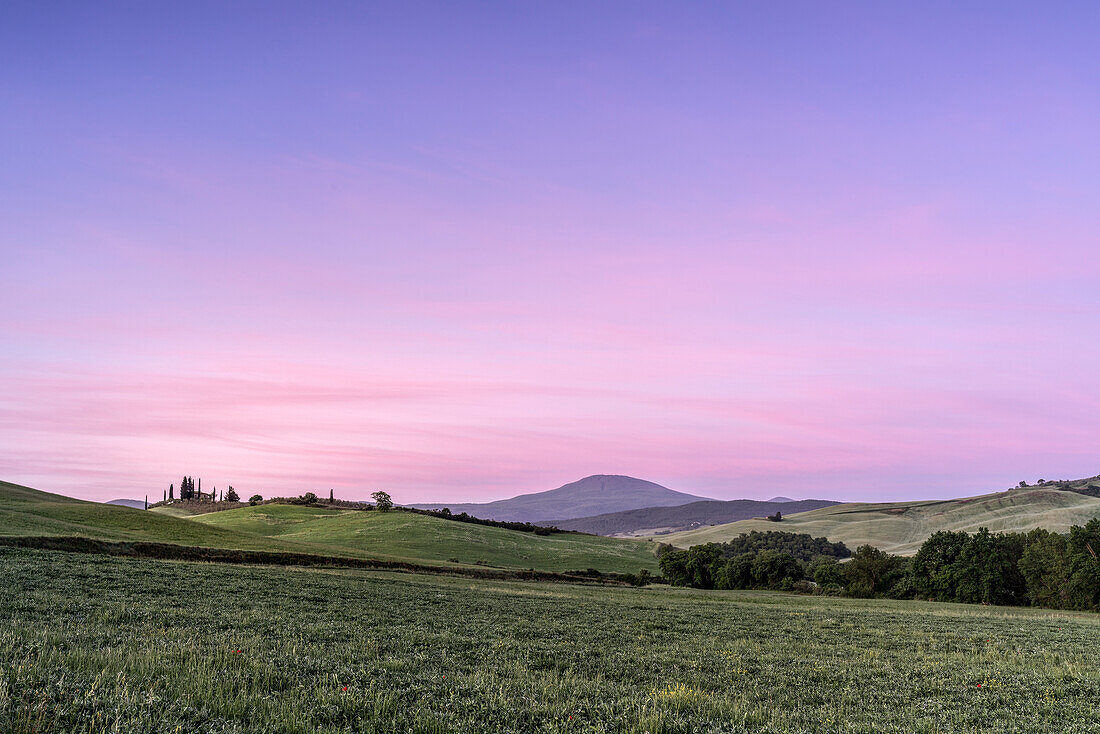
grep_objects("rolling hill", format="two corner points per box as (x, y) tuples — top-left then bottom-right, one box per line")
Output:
(0, 480), (337, 554)
(548, 498), (841, 536)
(0, 480), (659, 573)
(661, 485), (1100, 555)
(191, 504), (660, 573)
(410, 474), (711, 522)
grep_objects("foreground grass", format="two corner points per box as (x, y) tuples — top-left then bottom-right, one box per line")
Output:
(3, 548), (1099, 733)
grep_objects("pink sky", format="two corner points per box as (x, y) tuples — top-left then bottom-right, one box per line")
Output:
(3, 3), (1100, 503)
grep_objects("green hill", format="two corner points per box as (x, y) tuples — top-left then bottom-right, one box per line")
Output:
(661, 486), (1100, 555)
(192, 504), (660, 573)
(0, 481), (658, 573)
(0, 480), (327, 554)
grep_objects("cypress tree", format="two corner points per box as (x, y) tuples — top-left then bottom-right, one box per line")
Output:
(330, 488), (334, 503)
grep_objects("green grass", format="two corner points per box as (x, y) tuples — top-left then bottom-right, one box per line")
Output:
(192, 503), (660, 573)
(0, 481), (658, 574)
(3, 547), (1099, 733)
(663, 487), (1100, 555)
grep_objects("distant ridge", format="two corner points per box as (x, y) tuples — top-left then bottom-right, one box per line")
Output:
(548, 498), (841, 536)
(410, 475), (711, 523)
(662, 476), (1100, 555)
(105, 499), (147, 510)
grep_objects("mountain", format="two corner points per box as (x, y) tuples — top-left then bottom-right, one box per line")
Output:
(548, 498), (842, 536)
(767, 496), (795, 503)
(106, 499), (147, 510)
(662, 480), (1100, 556)
(410, 474), (711, 523)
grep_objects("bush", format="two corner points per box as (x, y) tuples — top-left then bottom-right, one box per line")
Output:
(249, 494), (263, 506)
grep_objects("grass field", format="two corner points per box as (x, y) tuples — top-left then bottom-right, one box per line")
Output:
(0, 481), (658, 574)
(3, 547), (1098, 733)
(191, 503), (660, 573)
(663, 487), (1100, 555)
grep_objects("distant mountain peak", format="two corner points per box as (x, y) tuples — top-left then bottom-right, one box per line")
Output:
(411, 475), (712, 523)
(767, 496), (795, 503)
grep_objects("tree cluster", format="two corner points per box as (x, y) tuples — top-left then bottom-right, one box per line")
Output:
(658, 531), (852, 591)
(912, 523), (1100, 610)
(661, 520), (1100, 612)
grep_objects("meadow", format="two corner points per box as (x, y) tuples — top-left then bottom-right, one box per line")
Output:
(4, 547), (1100, 733)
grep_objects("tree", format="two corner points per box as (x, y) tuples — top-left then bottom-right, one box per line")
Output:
(911, 530), (969, 601)
(1020, 529), (1071, 608)
(249, 494), (263, 506)
(371, 491), (394, 512)
(684, 543), (723, 589)
(953, 528), (1026, 606)
(1065, 519), (1100, 611)
(226, 486), (239, 502)
(809, 556), (846, 588)
(751, 550), (802, 589)
(300, 492), (318, 504)
(714, 554), (755, 590)
(658, 550), (691, 586)
(329, 488), (334, 503)
(846, 545), (906, 598)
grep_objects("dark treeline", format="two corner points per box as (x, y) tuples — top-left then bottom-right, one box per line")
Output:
(659, 521), (1100, 612)
(712, 530), (850, 561)
(658, 531), (851, 592)
(402, 506), (565, 535)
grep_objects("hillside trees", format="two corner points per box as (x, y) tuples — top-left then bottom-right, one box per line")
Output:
(1019, 529), (1071, 608)
(371, 491), (394, 512)
(1066, 519), (1100, 610)
(845, 545), (908, 598)
(226, 486), (239, 502)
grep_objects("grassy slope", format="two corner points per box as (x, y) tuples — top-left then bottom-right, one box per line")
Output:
(193, 503), (660, 573)
(1, 481), (658, 573)
(662, 487), (1100, 555)
(0, 480), (332, 554)
(147, 504), (200, 518)
(5, 546), (1099, 733)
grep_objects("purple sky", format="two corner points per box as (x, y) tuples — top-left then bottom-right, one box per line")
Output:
(3, 2), (1100, 504)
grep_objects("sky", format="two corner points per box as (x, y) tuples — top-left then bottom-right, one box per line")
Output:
(2, 2), (1100, 504)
